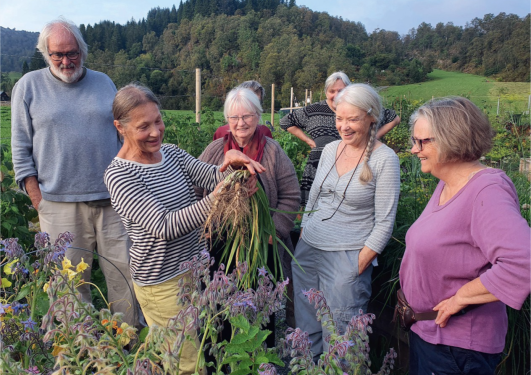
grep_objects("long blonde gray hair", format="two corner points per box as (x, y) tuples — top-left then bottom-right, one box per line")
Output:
(334, 83), (382, 184)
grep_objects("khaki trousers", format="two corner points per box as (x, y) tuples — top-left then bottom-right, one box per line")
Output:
(38, 199), (139, 328)
(133, 273), (205, 375)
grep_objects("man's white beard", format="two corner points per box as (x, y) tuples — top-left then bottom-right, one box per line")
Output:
(50, 61), (84, 83)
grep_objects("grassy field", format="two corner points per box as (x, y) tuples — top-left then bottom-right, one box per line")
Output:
(380, 69), (530, 114)
(8, 72), (22, 81)
(0, 107), (11, 145)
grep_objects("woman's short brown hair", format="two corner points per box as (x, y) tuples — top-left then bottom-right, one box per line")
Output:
(113, 83), (161, 126)
(410, 97), (494, 162)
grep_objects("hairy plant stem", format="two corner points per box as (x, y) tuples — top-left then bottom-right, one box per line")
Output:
(196, 307), (229, 374)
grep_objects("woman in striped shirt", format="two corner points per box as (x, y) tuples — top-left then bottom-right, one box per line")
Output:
(104, 83), (264, 374)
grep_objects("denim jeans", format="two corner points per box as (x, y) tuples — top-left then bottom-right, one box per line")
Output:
(292, 239), (373, 361)
(409, 331), (501, 375)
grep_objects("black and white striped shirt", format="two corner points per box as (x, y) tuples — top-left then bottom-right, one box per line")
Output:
(104, 144), (226, 285)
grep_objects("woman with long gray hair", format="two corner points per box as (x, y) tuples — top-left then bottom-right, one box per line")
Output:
(292, 84), (400, 361)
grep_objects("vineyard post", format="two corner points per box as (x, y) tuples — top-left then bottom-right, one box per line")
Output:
(305, 89), (308, 106)
(271, 84), (275, 127)
(497, 97), (500, 115)
(290, 87), (294, 113)
(195, 68), (201, 123)
(310, 90), (312, 104)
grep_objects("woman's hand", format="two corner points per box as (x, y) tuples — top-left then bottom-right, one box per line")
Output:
(433, 296), (468, 328)
(433, 278), (499, 328)
(220, 150), (266, 175)
(358, 246), (378, 275)
(306, 139), (316, 148)
(246, 174), (259, 197)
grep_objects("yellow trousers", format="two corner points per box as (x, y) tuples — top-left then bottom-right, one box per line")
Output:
(133, 272), (205, 375)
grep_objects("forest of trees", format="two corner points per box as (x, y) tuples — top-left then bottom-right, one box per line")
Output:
(1, 1), (529, 110)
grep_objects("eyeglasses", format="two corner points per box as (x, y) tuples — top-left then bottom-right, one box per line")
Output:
(410, 137), (435, 151)
(49, 52), (80, 62)
(227, 114), (255, 124)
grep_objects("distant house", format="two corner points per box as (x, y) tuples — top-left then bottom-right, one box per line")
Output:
(0, 91), (10, 101)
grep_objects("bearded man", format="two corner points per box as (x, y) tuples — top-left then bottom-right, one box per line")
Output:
(11, 18), (139, 327)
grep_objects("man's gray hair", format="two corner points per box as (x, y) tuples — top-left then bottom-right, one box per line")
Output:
(324, 71), (351, 93)
(238, 81), (265, 103)
(37, 18), (88, 66)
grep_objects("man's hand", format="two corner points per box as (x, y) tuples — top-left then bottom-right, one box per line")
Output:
(24, 176), (42, 210)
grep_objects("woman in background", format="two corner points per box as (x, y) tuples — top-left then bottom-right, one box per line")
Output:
(280, 71), (350, 206)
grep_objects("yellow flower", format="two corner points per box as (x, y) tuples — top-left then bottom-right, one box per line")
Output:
(61, 258), (73, 271)
(3, 259), (18, 276)
(43, 282), (50, 292)
(1, 278), (12, 288)
(51, 343), (65, 356)
(76, 258), (89, 273)
(66, 269), (77, 281)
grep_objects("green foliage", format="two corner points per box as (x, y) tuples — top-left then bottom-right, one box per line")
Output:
(222, 315), (283, 375)
(272, 129), (309, 181)
(162, 107), (221, 157)
(1, 144), (38, 248)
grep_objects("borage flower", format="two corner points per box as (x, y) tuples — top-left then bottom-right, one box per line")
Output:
(21, 318), (38, 331)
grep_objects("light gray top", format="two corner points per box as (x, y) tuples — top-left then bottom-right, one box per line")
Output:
(11, 67), (120, 202)
(301, 140), (400, 253)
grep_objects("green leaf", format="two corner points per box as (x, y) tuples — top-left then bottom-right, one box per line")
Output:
(231, 332), (251, 345)
(14, 283), (32, 301)
(138, 326), (149, 343)
(264, 352), (285, 366)
(221, 352), (250, 364)
(34, 292), (50, 316)
(230, 315), (250, 332)
(228, 368), (252, 375)
(237, 359), (254, 369)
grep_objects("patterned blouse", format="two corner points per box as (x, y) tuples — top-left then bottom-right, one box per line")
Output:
(280, 101), (340, 206)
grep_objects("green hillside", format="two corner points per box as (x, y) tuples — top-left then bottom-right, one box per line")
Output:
(380, 70), (530, 114)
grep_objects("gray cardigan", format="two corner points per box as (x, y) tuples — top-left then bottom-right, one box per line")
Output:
(195, 137), (301, 246)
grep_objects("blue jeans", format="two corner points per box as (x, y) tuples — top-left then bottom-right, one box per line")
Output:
(292, 239), (373, 361)
(409, 331), (501, 375)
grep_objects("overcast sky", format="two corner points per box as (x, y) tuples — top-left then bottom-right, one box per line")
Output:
(1, 0), (528, 35)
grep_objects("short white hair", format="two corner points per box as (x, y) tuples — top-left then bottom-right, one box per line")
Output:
(324, 71), (350, 92)
(37, 18), (88, 66)
(224, 88), (263, 123)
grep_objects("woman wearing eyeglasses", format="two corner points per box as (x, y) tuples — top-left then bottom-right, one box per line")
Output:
(399, 97), (530, 375)
(292, 83), (400, 361)
(196, 87), (300, 325)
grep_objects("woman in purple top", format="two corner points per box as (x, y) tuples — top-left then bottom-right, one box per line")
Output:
(399, 97), (530, 375)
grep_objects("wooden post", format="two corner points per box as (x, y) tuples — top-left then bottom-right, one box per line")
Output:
(310, 90), (312, 104)
(497, 97), (500, 115)
(305, 89), (308, 106)
(271, 84), (275, 127)
(195, 68), (201, 123)
(290, 87), (294, 113)
(527, 95), (530, 112)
